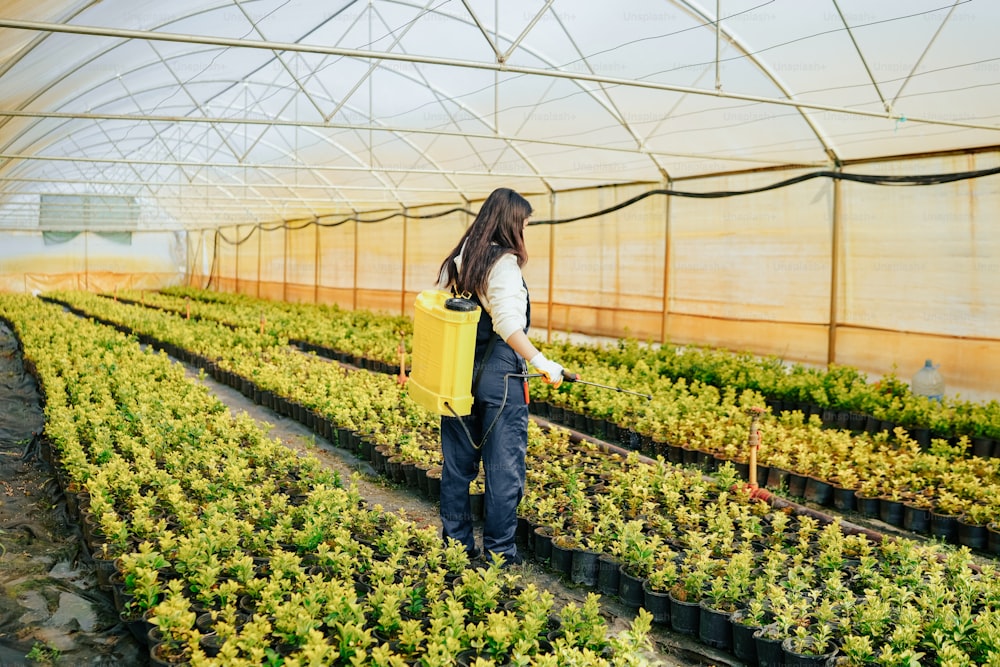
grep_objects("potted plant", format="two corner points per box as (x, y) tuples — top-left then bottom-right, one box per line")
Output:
(667, 552), (711, 637)
(781, 623), (838, 666)
(640, 553), (676, 626)
(753, 586), (806, 665)
(836, 635), (876, 665)
(148, 581), (198, 665)
(730, 597), (770, 663)
(698, 576), (736, 651)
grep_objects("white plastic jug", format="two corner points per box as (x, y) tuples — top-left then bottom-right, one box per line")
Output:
(911, 359), (944, 401)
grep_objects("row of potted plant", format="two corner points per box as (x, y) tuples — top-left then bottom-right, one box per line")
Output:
(151, 286), (1000, 445)
(0, 293), (654, 667)
(150, 286), (411, 370)
(540, 337), (1000, 448)
(533, 392), (1000, 552)
(48, 290), (1000, 548)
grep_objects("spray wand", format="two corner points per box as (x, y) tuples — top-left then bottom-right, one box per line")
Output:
(525, 370), (653, 401)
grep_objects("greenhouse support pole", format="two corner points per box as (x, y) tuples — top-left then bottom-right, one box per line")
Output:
(235, 224), (240, 295)
(546, 191), (556, 344)
(828, 171), (842, 364)
(660, 179), (672, 344)
(187, 231), (203, 288)
(256, 224), (262, 298)
(714, 0), (722, 91)
(183, 234), (190, 287)
(217, 230), (223, 290)
(314, 219), (320, 304)
(353, 218), (359, 310)
(401, 208), (408, 315)
(283, 223), (289, 302)
(83, 230), (89, 291)
(210, 230), (219, 290)
(207, 231), (215, 290)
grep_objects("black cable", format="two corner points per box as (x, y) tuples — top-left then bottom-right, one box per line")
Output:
(534, 164), (1000, 226)
(212, 163), (1000, 245)
(444, 371), (533, 451)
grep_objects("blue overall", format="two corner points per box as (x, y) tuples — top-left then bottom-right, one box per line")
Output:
(439, 289), (530, 561)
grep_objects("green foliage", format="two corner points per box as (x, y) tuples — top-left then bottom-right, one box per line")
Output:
(26, 642), (61, 665)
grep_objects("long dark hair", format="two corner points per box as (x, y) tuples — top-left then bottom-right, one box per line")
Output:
(438, 188), (532, 297)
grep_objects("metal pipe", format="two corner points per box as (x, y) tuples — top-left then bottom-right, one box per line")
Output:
(828, 172), (842, 364)
(747, 407), (762, 488)
(0, 151), (603, 181)
(0, 18), (991, 133)
(0, 109), (800, 169)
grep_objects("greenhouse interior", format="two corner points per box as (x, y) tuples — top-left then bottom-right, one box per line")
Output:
(1, 1), (999, 665)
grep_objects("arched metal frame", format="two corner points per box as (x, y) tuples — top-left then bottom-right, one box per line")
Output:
(0, 0), (996, 230)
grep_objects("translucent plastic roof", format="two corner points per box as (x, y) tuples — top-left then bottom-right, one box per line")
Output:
(0, 0), (998, 229)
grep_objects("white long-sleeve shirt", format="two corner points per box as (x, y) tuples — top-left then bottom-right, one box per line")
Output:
(440, 250), (528, 342)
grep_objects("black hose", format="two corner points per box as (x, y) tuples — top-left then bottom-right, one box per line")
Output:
(444, 371), (533, 450)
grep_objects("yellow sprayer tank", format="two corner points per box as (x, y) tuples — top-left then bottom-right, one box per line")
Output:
(408, 290), (481, 417)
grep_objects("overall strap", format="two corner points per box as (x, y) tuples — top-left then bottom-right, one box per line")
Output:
(471, 332), (500, 396)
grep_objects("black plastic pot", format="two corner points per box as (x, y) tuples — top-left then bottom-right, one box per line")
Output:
(854, 491), (880, 519)
(730, 615), (761, 663)
(532, 526), (553, 564)
(902, 503), (931, 533)
(849, 412), (867, 432)
(515, 516), (531, 549)
(957, 517), (987, 550)
(753, 625), (787, 667)
(972, 436), (994, 458)
(766, 467), (789, 491)
(667, 592), (699, 637)
(988, 524), (1000, 556)
(831, 484), (856, 512)
(617, 566), (645, 610)
(469, 492), (485, 522)
(865, 415), (881, 434)
(908, 426), (931, 448)
(642, 582), (670, 626)
(755, 464), (771, 487)
(597, 555), (620, 598)
(682, 446), (699, 466)
(549, 539), (574, 577)
(570, 548), (599, 587)
(802, 477), (833, 506)
(698, 601), (733, 650)
(930, 511), (958, 542)
(402, 461), (421, 488)
(416, 464), (431, 496)
(878, 497), (904, 527)
(425, 467), (442, 501)
(782, 637), (838, 667)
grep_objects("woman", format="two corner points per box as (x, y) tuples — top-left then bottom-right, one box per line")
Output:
(436, 187), (564, 567)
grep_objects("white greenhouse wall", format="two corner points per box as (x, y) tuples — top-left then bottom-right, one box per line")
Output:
(2, 150), (998, 397)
